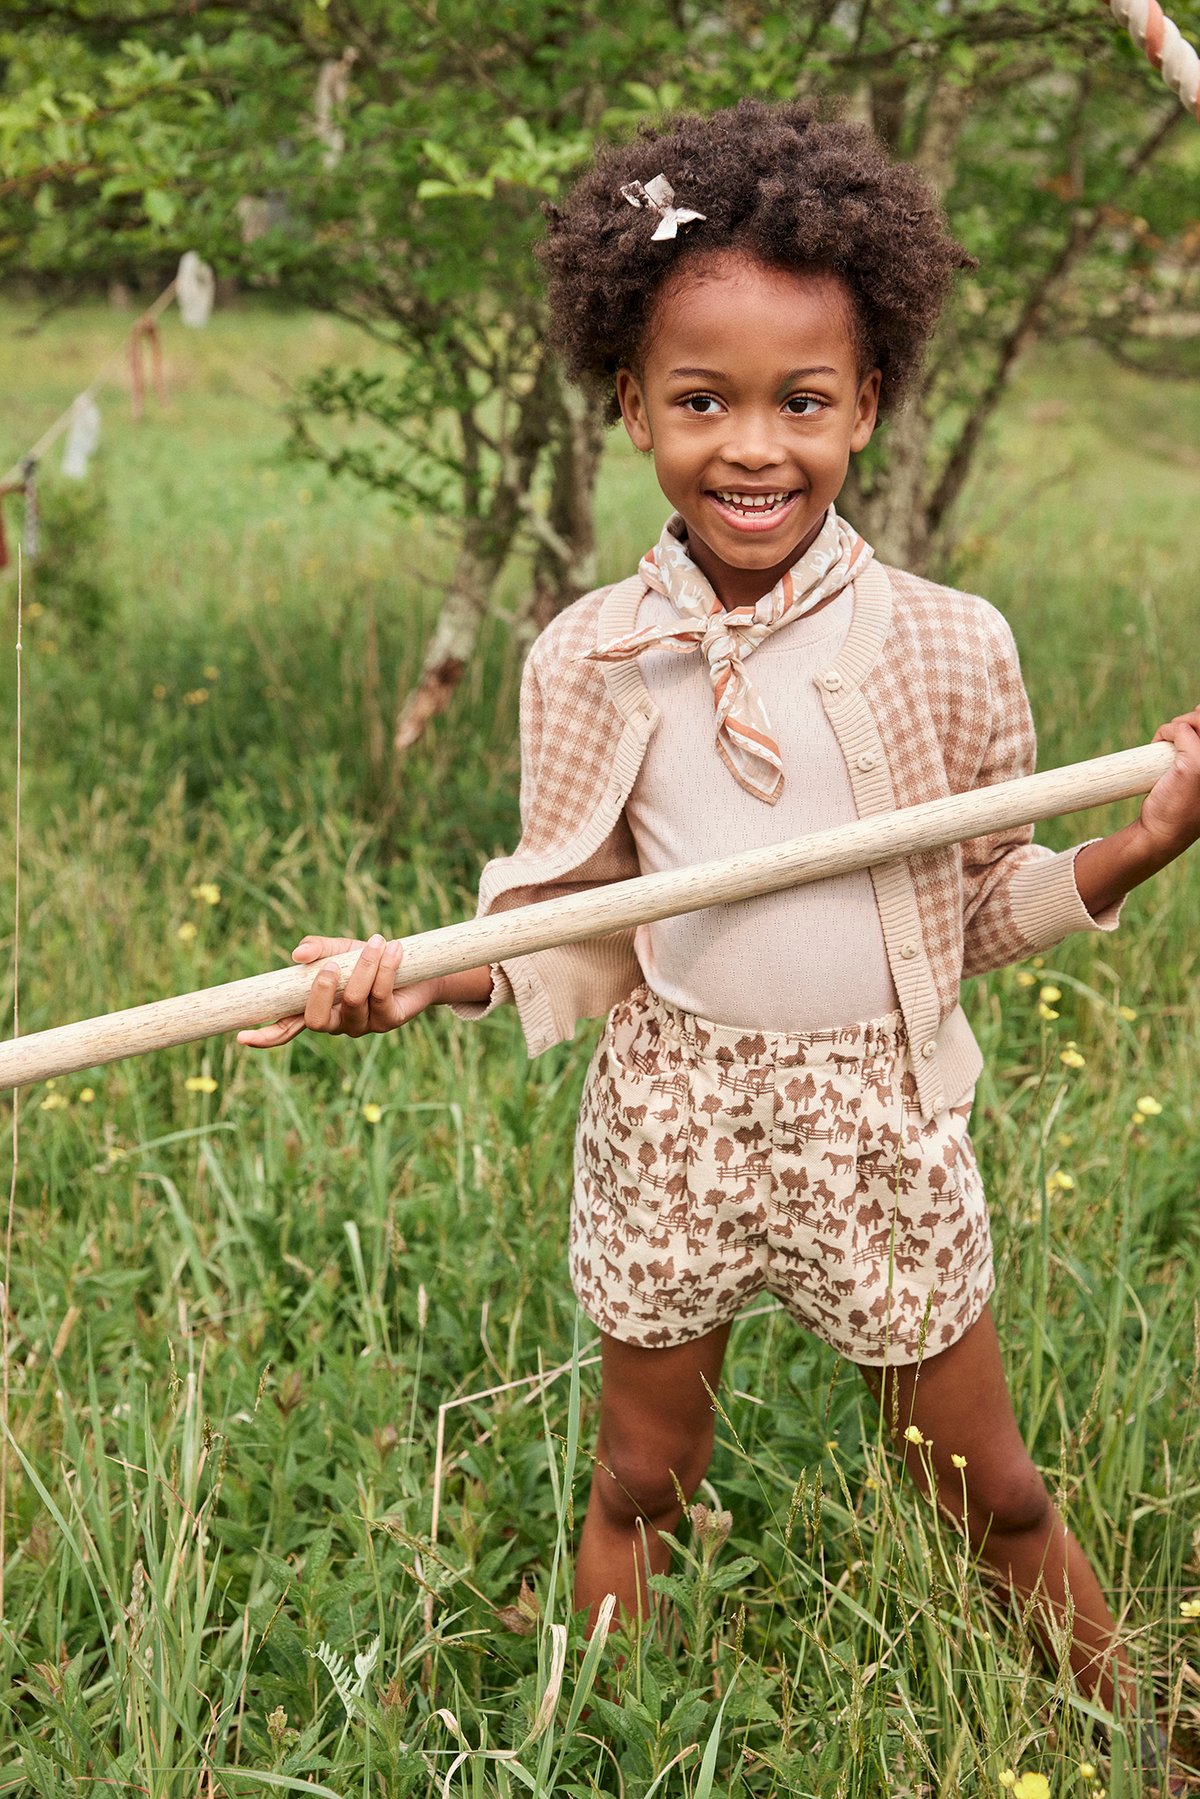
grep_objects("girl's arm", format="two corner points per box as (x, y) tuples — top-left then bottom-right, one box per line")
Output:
(1072, 707), (1200, 914)
(238, 936), (493, 1049)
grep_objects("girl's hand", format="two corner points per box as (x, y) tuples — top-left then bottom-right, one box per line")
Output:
(1139, 706), (1200, 860)
(237, 934), (442, 1050)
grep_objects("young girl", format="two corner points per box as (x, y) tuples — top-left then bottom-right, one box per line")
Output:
(241, 100), (1200, 1781)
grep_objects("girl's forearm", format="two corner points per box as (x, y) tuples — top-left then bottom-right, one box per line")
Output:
(1072, 821), (1174, 918)
(434, 964), (498, 1007)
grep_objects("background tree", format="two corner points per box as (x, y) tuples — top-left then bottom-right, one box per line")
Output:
(2, 0), (1197, 752)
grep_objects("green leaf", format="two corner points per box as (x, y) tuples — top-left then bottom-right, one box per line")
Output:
(143, 187), (177, 226)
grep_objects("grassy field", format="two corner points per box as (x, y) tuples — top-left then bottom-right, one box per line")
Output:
(0, 297), (1198, 1798)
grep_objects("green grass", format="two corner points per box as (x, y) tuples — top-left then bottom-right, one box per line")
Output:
(0, 298), (1197, 1797)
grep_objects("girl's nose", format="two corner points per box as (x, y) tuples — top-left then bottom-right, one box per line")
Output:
(720, 411), (788, 471)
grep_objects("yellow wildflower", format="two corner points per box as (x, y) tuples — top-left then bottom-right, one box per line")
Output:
(79, 1088), (95, 1104)
(1016, 971), (1037, 988)
(1079, 1764), (1096, 1782)
(362, 1102), (383, 1125)
(1037, 1003), (1060, 1022)
(999, 1774), (1018, 1791)
(1014, 1774), (1051, 1799)
(191, 882), (221, 907)
(951, 1453), (967, 1469)
(1060, 1043), (1085, 1069)
(185, 1075), (218, 1095)
(203, 665), (220, 681)
(1040, 984), (1062, 1003)
(39, 1092), (69, 1111)
(1135, 1095), (1163, 1117)
(1118, 1005), (1138, 1022)
(177, 921), (198, 943)
(152, 683), (168, 701)
(1180, 1597), (1200, 1619)
(1032, 956), (1045, 968)
(1057, 1131), (1075, 1149)
(183, 687), (209, 706)
(903, 1424), (924, 1446)
(1046, 1170), (1075, 1194)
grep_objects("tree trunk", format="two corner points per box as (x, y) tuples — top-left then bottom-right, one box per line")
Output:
(392, 346), (558, 754)
(525, 374), (606, 637)
(842, 401), (934, 572)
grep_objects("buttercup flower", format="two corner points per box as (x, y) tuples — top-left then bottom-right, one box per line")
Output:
(185, 1075), (218, 1094)
(1079, 1763), (1096, 1780)
(1135, 1095), (1162, 1117)
(1040, 985), (1062, 1003)
(1046, 1170), (1075, 1195)
(1037, 1002), (1060, 1022)
(903, 1424), (924, 1446)
(1014, 1774), (1051, 1799)
(1060, 1043), (1085, 1069)
(79, 1088), (95, 1104)
(177, 921), (198, 943)
(361, 1102), (383, 1125)
(999, 1773), (1018, 1791)
(39, 1092), (69, 1111)
(1017, 971), (1038, 988)
(1057, 1131), (1075, 1149)
(1118, 1005), (1138, 1022)
(951, 1453), (967, 1469)
(183, 688), (209, 706)
(1179, 1597), (1200, 1618)
(191, 882), (221, 907)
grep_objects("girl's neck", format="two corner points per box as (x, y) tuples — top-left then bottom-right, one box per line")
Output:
(683, 513), (827, 610)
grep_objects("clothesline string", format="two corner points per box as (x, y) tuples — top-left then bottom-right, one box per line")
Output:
(0, 276), (178, 489)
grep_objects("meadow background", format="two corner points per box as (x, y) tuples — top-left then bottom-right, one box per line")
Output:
(0, 297), (1198, 1797)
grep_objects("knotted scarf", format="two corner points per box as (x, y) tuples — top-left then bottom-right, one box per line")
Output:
(588, 507), (872, 804)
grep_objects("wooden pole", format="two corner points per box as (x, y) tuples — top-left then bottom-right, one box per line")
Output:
(0, 740), (1174, 1092)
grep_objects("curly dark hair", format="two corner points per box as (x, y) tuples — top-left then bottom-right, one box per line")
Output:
(537, 98), (971, 424)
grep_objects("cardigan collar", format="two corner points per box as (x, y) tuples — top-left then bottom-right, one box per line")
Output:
(595, 555), (894, 725)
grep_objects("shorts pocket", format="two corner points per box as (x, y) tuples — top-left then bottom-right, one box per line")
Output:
(575, 1007), (694, 1246)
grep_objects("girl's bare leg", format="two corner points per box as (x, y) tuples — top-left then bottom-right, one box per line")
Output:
(860, 1303), (1139, 1715)
(575, 1321), (732, 1630)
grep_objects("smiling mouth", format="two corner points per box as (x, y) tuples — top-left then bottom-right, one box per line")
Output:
(708, 489), (800, 521)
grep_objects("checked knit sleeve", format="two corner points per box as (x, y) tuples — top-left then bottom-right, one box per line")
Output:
(960, 610), (1122, 979)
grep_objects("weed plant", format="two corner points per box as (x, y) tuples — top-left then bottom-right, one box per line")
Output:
(0, 303), (1197, 1795)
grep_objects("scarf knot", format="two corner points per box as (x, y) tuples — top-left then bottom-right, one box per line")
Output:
(588, 507), (872, 803)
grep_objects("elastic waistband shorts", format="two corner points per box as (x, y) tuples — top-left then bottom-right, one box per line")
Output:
(570, 984), (994, 1366)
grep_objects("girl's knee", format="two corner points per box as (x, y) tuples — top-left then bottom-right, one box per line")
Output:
(593, 1427), (714, 1528)
(959, 1457), (1053, 1540)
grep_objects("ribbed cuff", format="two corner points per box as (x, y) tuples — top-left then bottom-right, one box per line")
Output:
(447, 962), (515, 1023)
(1009, 839), (1124, 950)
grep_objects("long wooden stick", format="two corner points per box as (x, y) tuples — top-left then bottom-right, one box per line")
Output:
(0, 740), (1173, 1092)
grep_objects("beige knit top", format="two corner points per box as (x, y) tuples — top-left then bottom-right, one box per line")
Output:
(624, 584), (897, 1030)
(453, 559), (1121, 1119)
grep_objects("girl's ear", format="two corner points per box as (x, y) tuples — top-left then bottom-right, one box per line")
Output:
(850, 368), (882, 454)
(616, 368), (654, 453)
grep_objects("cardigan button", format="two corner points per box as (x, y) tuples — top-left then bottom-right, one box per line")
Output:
(921, 1040), (937, 1059)
(856, 751), (877, 772)
(820, 669), (843, 691)
(932, 1093), (946, 1113)
(900, 942), (917, 959)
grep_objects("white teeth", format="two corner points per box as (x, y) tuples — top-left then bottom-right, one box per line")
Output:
(714, 490), (793, 511)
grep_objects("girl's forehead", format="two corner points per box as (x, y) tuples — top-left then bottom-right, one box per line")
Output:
(645, 255), (861, 377)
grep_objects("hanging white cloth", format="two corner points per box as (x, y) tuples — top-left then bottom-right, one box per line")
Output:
(176, 251), (215, 328)
(314, 49), (357, 169)
(61, 396), (101, 480)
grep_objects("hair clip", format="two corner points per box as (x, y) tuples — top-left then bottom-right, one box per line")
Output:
(618, 173), (706, 242)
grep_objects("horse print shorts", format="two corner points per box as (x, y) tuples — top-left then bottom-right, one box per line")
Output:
(570, 985), (994, 1367)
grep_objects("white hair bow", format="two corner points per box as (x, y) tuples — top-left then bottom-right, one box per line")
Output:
(619, 173), (706, 242)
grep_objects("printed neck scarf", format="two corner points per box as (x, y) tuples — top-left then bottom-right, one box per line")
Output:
(589, 507), (872, 804)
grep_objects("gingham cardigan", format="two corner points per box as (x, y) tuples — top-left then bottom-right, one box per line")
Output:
(454, 558), (1119, 1118)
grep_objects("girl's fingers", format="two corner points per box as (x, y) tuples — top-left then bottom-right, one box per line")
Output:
(371, 940), (404, 1005)
(238, 1015), (306, 1049)
(342, 935), (386, 1012)
(292, 935), (360, 963)
(304, 960), (343, 1031)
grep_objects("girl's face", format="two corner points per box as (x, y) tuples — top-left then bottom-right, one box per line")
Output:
(616, 254), (880, 610)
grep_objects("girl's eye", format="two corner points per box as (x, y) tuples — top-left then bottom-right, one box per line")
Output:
(681, 394), (722, 415)
(785, 395), (824, 416)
